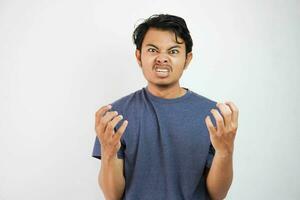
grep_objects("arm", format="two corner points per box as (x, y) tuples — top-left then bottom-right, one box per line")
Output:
(206, 152), (233, 200)
(205, 101), (239, 200)
(94, 104), (129, 200)
(99, 155), (125, 200)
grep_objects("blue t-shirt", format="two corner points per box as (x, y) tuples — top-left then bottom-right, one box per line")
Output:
(92, 86), (217, 200)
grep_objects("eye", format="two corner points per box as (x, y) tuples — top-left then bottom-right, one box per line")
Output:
(147, 48), (157, 52)
(170, 49), (179, 54)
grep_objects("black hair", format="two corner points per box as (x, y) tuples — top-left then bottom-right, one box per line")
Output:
(132, 14), (193, 56)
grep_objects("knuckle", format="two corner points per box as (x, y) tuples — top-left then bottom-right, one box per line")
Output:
(219, 103), (225, 108)
(216, 117), (223, 123)
(231, 123), (238, 131)
(225, 112), (231, 118)
(100, 119), (106, 126)
(107, 121), (113, 129)
(100, 105), (108, 111)
(226, 107), (232, 113)
(227, 101), (233, 105)
(231, 107), (237, 112)
(232, 104), (239, 112)
(233, 125), (238, 131)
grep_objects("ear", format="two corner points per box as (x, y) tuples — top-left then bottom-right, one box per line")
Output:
(135, 49), (142, 68)
(183, 52), (193, 70)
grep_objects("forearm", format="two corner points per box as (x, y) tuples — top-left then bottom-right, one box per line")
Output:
(206, 152), (233, 200)
(98, 156), (125, 200)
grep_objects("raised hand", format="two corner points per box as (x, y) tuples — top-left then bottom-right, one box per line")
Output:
(205, 102), (239, 156)
(95, 105), (128, 160)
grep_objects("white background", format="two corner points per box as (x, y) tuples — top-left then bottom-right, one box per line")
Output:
(0, 0), (299, 199)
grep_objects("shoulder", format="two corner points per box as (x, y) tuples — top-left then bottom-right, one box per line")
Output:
(110, 88), (144, 112)
(189, 89), (217, 109)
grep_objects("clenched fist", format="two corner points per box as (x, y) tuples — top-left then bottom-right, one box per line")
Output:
(95, 104), (128, 160)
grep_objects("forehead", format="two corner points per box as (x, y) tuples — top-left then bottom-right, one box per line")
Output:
(142, 28), (185, 48)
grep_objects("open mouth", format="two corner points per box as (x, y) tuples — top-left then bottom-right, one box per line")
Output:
(154, 67), (170, 78)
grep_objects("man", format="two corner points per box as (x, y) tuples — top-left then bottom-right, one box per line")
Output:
(92, 14), (239, 200)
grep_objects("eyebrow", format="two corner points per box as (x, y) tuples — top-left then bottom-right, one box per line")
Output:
(145, 44), (181, 50)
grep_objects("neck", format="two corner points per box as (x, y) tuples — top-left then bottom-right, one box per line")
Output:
(146, 83), (187, 99)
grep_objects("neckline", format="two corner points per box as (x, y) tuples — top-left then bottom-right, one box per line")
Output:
(143, 86), (192, 104)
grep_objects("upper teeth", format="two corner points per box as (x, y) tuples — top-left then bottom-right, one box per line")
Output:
(156, 68), (169, 72)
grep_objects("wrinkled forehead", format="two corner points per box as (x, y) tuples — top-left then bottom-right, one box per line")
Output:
(142, 28), (185, 49)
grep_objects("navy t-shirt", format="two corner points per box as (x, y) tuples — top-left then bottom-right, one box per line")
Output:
(92, 86), (217, 200)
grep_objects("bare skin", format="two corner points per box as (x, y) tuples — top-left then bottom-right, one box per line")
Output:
(94, 28), (239, 200)
(135, 28), (193, 99)
(95, 104), (128, 200)
(205, 101), (239, 199)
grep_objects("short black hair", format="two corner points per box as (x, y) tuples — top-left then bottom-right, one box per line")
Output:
(132, 14), (193, 56)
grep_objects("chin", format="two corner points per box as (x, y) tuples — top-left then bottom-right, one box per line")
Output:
(149, 80), (178, 88)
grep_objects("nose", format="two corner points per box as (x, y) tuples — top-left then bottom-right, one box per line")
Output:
(155, 53), (169, 65)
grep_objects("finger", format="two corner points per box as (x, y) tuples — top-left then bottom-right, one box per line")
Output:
(205, 116), (217, 136)
(98, 111), (119, 136)
(210, 108), (225, 133)
(225, 101), (239, 127)
(113, 120), (128, 141)
(216, 103), (232, 129)
(95, 104), (112, 125)
(102, 110), (119, 124)
(105, 114), (124, 138)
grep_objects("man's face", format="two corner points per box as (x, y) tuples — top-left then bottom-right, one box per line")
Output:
(135, 28), (192, 88)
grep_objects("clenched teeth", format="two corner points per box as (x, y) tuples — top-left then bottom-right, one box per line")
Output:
(155, 68), (169, 72)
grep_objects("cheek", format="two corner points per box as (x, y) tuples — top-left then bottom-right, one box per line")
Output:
(172, 57), (186, 67)
(143, 55), (155, 62)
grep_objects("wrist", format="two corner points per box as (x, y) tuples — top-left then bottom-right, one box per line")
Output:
(101, 150), (118, 162)
(215, 150), (233, 159)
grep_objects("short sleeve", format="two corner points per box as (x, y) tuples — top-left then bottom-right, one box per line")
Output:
(91, 131), (125, 160)
(205, 143), (215, 168)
